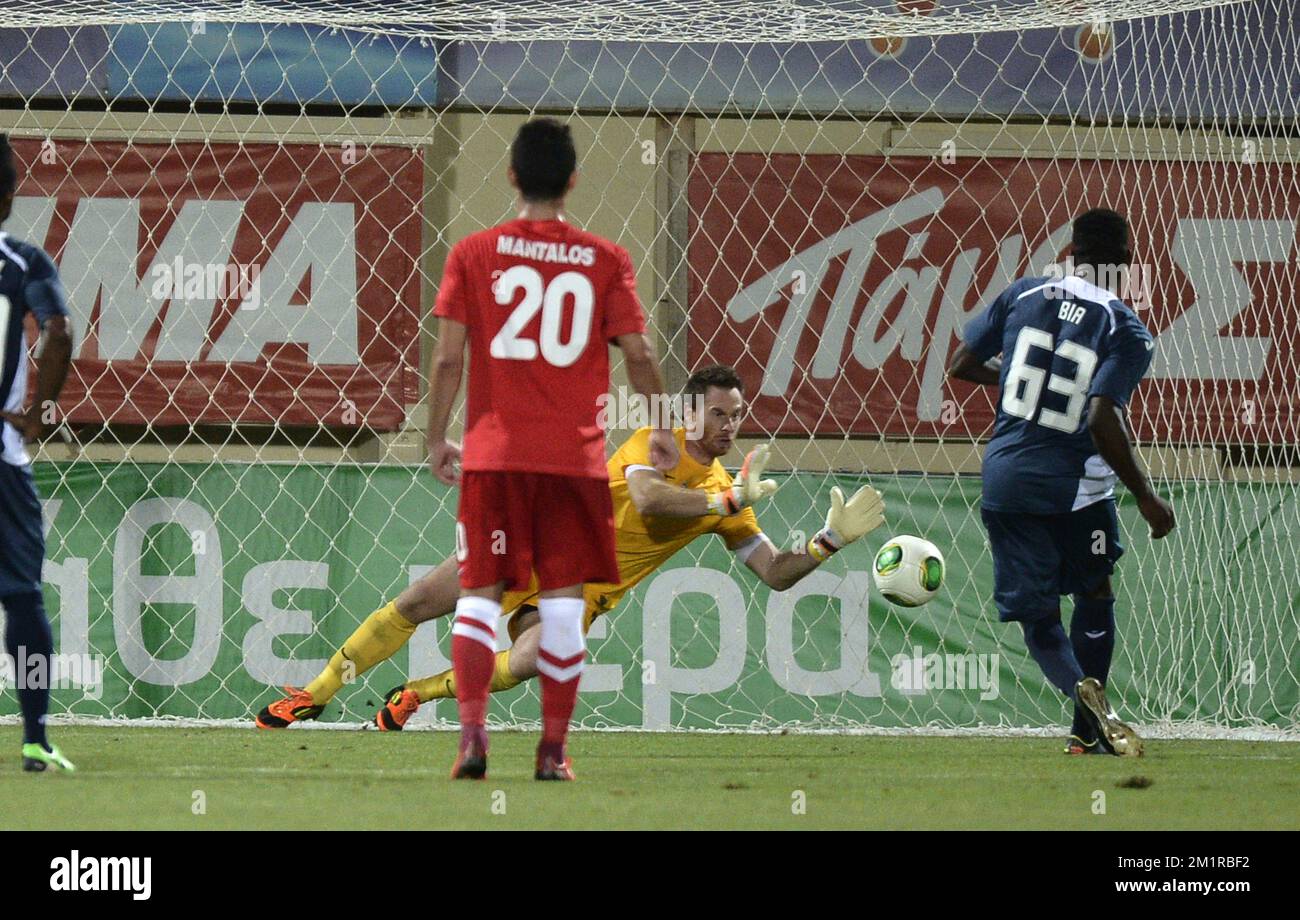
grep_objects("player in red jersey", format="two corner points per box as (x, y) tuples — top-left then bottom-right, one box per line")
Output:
(426, 118), (678, 781)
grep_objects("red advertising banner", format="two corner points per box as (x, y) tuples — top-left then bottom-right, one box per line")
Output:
(11, 138), (423, 429)
(688, 153), (1300, 445)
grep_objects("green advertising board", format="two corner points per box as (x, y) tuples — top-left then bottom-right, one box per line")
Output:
(2, 462), (1295, 734)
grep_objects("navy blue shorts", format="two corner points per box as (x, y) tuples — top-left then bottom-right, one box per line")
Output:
(980, 500), (1123, 622)
(0, 460), (45, 597)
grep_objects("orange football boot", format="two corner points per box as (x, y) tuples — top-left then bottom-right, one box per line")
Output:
(255, 686), (325, 729)
(375, 686), (421, 731)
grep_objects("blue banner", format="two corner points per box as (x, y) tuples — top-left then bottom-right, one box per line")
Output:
(1, 4), (1291, 130)
(439, 2), (1296, 120)
(106, 22), (437, 107)
(0, 27), (108, 99)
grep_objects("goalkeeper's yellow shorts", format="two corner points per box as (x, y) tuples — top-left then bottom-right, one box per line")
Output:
(502, 577), (621, 642)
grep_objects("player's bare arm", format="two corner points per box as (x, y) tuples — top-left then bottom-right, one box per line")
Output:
(614, 330), (678, 471)
(744, 532), (825, 590)
(946, 342), (1002, 387)
(1, 313), (72, 442)
(1087, 395), (1175, 539)
(425, 316), (467, 485)
(625, 467), (713, 516)
(624, 443), (777, 518)
(743, 540), (822, 592)
(744, 482), (886, 591)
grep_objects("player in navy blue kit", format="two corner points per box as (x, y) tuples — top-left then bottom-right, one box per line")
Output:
(0, 135), (76, 771)
(948, 208), (1175, 757)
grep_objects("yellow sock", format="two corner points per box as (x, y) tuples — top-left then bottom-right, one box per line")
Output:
(304, 601), (416, 705)
(408, 668), (456, 702)
(410, 649), (522, 703)
(490, 649), (523, 694)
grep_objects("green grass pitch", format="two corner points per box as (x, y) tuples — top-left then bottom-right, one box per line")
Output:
(2, 726), (1297, 830)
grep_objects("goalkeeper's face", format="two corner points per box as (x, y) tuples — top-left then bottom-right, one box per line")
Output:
(685, 386), (746, 459)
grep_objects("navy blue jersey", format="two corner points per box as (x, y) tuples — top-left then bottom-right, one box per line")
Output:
(0, 232), (70, 467)
(962, 274), (1154, 515)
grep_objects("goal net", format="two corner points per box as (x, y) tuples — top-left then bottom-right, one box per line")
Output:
(0, 0), (1296, 739)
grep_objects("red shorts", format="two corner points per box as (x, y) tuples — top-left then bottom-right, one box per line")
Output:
(456, 471), (621, 591)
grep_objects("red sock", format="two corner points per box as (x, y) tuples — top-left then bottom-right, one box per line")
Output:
(538, 649), (584, 746)
(451, 597), (500, 730)
(451, 633), (495, 729)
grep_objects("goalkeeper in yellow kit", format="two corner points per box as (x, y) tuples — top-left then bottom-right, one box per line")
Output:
(254, 364), (886, 730)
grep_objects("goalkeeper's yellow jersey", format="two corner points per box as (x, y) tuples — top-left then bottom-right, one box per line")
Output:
(502, 426), (765, 629)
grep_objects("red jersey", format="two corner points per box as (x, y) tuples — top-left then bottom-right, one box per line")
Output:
(433, 218), (647, 478)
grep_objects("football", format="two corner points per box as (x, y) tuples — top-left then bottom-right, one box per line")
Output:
(873, 535), (945, 607)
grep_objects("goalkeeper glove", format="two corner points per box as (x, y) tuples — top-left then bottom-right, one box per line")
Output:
(707, 444), (779, 515)
(808, 484), (886, 562)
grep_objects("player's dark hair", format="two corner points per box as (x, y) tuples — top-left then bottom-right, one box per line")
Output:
(1071, 208), (1130, 269)
(0, 134), (16, 200)
(510, 118), (577, 202)
(684, 364), (745, 398)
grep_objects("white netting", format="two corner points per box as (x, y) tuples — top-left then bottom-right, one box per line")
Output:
(0, 1), (1259, 40)
(0, 0), (1296, 738)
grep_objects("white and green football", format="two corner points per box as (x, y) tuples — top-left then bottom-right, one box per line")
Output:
(873, 535), (945, 607)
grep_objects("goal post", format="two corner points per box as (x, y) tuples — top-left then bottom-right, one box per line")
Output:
(0, 0), (1296, 739)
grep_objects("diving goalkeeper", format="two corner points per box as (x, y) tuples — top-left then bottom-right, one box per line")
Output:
(254, 364), (886, 730)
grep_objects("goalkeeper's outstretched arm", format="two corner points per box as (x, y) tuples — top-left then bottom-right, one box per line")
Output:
(744, 484), (886, 591)
(743, 539), (821, 592)
(626, 468), (714, 516)
(625, 444), (778, 517)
